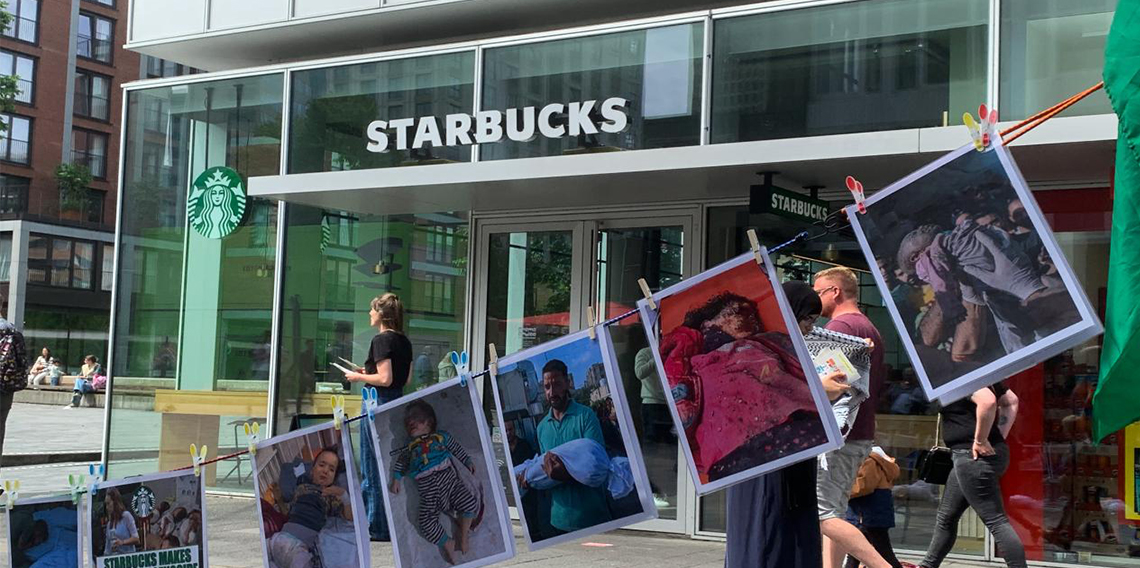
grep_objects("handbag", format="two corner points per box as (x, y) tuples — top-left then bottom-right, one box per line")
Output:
(915, 414), (954, 485)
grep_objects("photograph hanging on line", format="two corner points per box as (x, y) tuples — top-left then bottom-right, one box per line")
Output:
(637, 248), (842, 495)
(847, 140), (1103, 403)
(88, 469), (208, 568)
(6, 495), (81, 568)
(368, 378), (514, 568)
(490, 327), (657, 550)
(251, 421), (369, 568)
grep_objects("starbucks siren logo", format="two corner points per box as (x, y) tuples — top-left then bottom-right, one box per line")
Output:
(131, 486), (156, 518)
(188, 166), (247, 239)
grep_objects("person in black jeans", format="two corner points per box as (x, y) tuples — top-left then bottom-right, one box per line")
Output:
(920, 382), (1024, 568)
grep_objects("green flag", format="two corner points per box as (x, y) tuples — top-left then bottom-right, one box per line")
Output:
(1095, 0), (1140, 442)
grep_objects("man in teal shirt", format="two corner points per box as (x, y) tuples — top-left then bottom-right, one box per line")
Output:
(535, 359), (613, 533)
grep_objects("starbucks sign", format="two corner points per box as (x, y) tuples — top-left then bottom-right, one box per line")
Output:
(131, 486), (156, 517)
(188, 166), (247, 239)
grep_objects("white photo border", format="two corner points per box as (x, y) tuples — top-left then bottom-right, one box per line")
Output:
(86, 468), (210, 568)
(366, 377), (516, 568)
(488, 327), (658, 551)
(250, 419), (370, 568)
(636, 247), (843, 495)
(845, 138), (1104, 403)
(6, 494), (83, 568)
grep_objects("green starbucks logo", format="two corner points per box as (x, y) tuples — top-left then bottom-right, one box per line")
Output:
(188, 166), (246, 239)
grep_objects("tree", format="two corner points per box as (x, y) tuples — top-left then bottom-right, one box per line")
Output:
(55, 163), (93, 213)
(0, 2), (18, 132)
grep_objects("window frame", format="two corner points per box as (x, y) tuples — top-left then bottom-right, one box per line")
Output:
(76, 11), (115, 66)
(71, 127), (110, 180)
(0, 0), (40, 45)
(0, 174), (31, 215)
(74, 68), (113, 121)
(26, 232), (100, 290)
(82, 0), (115, 8)
(0, 49), (37, 106)
(0, 113), (33, 166)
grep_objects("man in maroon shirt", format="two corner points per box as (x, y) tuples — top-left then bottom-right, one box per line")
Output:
(813, 267), (893, 568)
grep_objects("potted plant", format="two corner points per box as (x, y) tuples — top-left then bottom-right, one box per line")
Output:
(55, 162), (92, 220)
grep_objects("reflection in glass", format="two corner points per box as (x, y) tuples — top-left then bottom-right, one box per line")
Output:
(1000, 0), (1116, 120)
(484, 231), (576, 357)
(276, 207), (469, 432)
(481, 23), (703, 160)
(289, 52), (476, 173)
(712, 0), (988, 143)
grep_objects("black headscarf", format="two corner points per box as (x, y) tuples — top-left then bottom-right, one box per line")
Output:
(782, 280), (822, 322)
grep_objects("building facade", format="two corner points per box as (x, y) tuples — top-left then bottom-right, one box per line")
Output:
(108, 1), (1131, 566)
(0, 0), (196, 372)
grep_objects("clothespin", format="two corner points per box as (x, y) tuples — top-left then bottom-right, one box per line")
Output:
(68, 474), (86, 505)
(963, 103), (998, 151)
(637, 278), (656, 310)
(488, 344), (499, 380)
(361, 387), (379, 421)
(88, 463), (105, 484)
(746, 229), (763, 266)
(450, 351), (470, 387)
(4, 480), (18, 508)
(587, 305), (598, 340)
(845, 176), (867, 214)
(243, 422), (261, 454)
(190, 444), (208, 477)
(331, 395), (346, 431)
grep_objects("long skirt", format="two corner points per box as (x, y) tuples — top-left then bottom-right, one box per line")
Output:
(724, 458), (822, 568)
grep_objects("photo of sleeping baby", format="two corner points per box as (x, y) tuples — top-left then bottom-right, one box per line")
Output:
(6, 495), (80, 568)
(369, 378), (513, 568)
(638, 250), (841, 494)
(252, 422), (368, 568)
(88, 470), (207, 568)
(491, 329), (656, 549)
(849, 142), (1101, 402)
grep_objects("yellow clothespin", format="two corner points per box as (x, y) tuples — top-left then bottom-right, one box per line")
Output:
(244, 422), (261, 455)
(638, 278), (656, 310)
(331, 395), (346, 430)
(488, 344), (499, 380)
(4, 480), (19, 508)
(746, 229), (763, 266)
(69, 474), (86, 505)
(190, 444), (208, 477)
(964, 103), (998, 151)
(587, 305), (598, 340)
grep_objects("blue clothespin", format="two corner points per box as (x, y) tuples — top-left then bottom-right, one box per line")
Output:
(362, 387), (379, 420)
(88, 463), (105, 484)
(450, 351), (470, 387)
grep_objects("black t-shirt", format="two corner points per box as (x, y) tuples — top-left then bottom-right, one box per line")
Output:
(940, 382), (1009, 450)
(365, 331), (412, 400)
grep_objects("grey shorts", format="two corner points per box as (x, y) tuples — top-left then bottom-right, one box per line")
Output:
(816, 439), (873, 521)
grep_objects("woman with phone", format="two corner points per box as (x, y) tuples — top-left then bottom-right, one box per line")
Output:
(343, 293), (414, 542)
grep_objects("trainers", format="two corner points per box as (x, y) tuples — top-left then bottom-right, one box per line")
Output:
(653, 495), (671, 508)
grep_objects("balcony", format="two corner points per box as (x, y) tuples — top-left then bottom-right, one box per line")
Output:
(125, 0), (737, 71)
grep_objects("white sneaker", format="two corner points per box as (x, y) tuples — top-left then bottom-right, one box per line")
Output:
(653, 495), (671, 508)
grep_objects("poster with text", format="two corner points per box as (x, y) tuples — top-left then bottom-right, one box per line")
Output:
(88, 470), (207, 568)
(368, 378), (514, 568)
(7, 494), (81, 568)
(490, 327), (657, 550)
(637, 248), (842, 495)
(251, 421), (369, 568)
(847, 140), (1103, 403)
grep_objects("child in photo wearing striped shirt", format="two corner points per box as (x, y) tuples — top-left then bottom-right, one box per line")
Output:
(389, 400), (478, 565)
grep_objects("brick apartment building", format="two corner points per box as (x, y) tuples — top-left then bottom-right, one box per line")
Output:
(1, 0), (192, 372)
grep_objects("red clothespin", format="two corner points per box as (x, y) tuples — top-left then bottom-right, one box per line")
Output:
(845, 176), (867, 214)
(964, 103), (999, 151)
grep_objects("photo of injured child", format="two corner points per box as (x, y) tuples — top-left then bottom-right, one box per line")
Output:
(368, 378), (514, 568)
(88, 470), (208, 568)
(6, 495), (81, 568)
(491, 328), (656, 549)
(848, 140), (1102, 403)
(252, 421), (368, 568)
(637, 248), (841, 495)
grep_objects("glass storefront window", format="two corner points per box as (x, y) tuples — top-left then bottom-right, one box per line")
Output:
(289, 52), (476, 173)
(481, 23), (704, 160)
(999, 0), (1116, 120)
(275, 205), (469, 432)
(110, 73), (283, 488)
(712, 0), (989, 143)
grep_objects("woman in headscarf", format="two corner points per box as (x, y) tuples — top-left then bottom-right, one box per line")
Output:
(724, 280), (849, 568)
